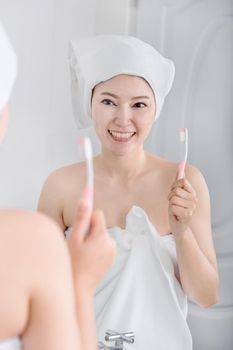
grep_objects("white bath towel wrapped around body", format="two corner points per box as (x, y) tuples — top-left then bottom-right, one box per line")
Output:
(0, 338), (21, 350)
(66, 205), (192, 349)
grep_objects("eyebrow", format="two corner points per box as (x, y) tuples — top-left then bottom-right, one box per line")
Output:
(100, 92), (150, 100)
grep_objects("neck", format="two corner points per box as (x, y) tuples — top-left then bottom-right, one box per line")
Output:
(95, 146), (147, 183)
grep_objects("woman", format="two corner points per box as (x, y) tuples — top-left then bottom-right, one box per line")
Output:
(38, 35), (219, 349)
(0, 23), (115, 350)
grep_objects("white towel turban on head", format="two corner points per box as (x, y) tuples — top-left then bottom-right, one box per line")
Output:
(0, 22), (17, 113)
(68, 34), (175, 129)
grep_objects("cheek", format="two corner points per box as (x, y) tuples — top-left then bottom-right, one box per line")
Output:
(135, 110), (154, 127)
(91, 102), (100, 129)
(92, 104), (112, 129)
(134, 115), (154, 140)
(92, 112), (106, 138)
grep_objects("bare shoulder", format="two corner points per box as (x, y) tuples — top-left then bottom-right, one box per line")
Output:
(0, 209), (67, 291)
(0, 208), (69, 278)
(146, 153), (177, 183)
(185, 163), (209, 194)
(146, 153), (208, 195)
(0, 209), (62, 243)
(0, 209), (73, 339)
(148, 152), (204, 178)
(38, 162), (86, 229)
(43, 162), (86, 191)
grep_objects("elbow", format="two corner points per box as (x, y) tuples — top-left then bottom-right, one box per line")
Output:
(199, 294), (219, 308)
(194, 277), (220, 308)
(198, 281), (220, 308)
(190, 292), (219, 308)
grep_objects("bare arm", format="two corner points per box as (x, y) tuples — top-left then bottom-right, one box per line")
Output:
(168, 165), (219, 307)
(0, 210), (80, 349)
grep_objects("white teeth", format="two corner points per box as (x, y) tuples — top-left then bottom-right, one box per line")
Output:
(108, 130), (135, 139)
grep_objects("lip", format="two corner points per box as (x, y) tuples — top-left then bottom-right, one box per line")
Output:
(108, 129), (136, 133)
(107, 129), (136, 143)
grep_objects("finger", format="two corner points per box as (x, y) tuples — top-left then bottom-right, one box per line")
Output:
(169, 196), (190, 209)
(183, 178), (196, 196)
(72, 200), (91, 242)
(169, 192), (196, 211)
(169, 204), (193, 220)
(168, 205), (183, 222)
(89, 210), (107, 237)
(168, 187), (190, 201)
(171, 178), (186, 191)
(171, 178), (196, 197)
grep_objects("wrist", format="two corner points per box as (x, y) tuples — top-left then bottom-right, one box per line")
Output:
(75, 278), (95, 299)
(174, 226), (191, 242)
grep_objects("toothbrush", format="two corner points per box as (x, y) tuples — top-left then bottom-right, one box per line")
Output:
(177, 128), (188, 180)
(79, 137), (94, 219)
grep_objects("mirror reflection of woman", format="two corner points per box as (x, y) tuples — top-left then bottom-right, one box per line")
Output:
(0, 23), (116, 350)
(38, 35), (219, 349)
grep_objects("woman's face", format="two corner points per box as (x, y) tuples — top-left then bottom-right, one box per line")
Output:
(91, 74), (156, 156)
(0, 104), (9, 144)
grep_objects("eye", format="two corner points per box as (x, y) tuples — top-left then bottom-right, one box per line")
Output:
(101, 99), (116, 106)
(133, 102), (147, 108)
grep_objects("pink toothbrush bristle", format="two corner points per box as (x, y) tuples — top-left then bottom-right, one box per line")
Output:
(78, 138), (84, 145)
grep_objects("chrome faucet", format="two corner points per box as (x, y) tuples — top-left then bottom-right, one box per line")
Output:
(98, 329), (135, 350)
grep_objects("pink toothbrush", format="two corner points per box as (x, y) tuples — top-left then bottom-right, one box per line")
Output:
(79, 137), (94, 220)
(177, 128), (188, 180)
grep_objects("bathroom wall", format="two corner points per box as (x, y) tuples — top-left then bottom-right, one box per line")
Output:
(135, 0), (233, 349)
(0, 0), (98, 209)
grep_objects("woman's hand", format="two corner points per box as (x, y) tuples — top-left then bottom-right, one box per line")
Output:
(167, 177), (198, 236)
(67, 201), (116, 294)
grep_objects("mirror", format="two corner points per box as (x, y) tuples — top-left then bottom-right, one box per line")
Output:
(1, 1), (232, 349)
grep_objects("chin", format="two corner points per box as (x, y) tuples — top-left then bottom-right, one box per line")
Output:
(110, 143), (137, 157)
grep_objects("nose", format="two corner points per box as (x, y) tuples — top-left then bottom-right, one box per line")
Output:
(114, 105), (132, 127)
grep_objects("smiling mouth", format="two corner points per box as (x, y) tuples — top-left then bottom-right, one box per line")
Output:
(108, 129), (136, 141)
